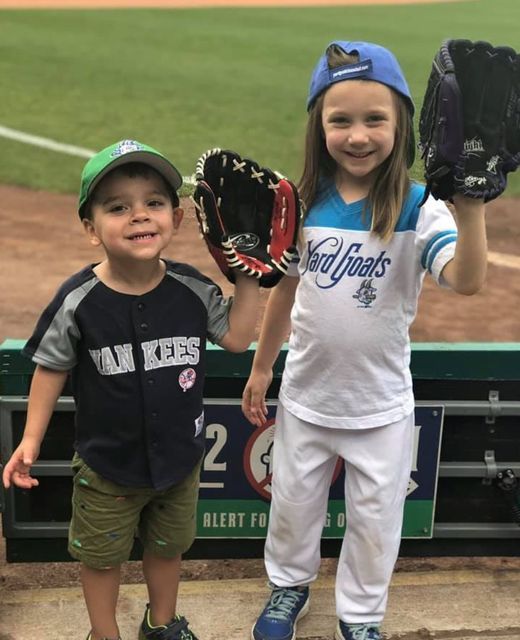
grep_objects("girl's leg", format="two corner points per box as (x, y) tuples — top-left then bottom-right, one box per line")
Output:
(142, 552), (181, 625)
(80, 563), (121, 640)
(335, 412), (415, 623)
(265, 403), (338, 587)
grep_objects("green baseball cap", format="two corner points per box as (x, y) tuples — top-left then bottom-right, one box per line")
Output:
(78, 139), (183, 218)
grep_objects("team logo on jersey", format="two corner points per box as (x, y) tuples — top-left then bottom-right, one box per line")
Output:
(353, 278), (377, 307)
(229, 232), (259, 252)
(302, 238), (391, 289)
(178, 367), (196, 392)
(111, 139), (144, 158)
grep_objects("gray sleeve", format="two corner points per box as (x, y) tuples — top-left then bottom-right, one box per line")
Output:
(25, 280), (97, 370)
(166, 269), (231, 343)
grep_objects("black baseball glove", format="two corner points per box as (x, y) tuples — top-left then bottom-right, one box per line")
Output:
(418, 39), (520, 202)
(192, 148), (301, 288)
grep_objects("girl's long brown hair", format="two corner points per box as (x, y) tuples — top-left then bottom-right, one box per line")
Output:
(298, 45), (412, 242)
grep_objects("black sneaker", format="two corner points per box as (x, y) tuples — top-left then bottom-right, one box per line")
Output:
(138, 604), (199, 640)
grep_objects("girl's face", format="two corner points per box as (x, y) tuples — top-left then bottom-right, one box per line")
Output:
(321, 79), (397, 191)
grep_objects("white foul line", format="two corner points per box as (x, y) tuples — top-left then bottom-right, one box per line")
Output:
(488, 251), (520, 270)
(0, 124), (196, 183)
(0, 124), (96, 158)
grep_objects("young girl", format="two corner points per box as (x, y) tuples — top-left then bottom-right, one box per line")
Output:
(242, 41), (488, 640)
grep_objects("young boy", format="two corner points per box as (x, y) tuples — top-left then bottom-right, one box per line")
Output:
(2, 139), (260, 640)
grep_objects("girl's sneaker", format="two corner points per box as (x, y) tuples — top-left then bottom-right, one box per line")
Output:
(252, 585), (310, 640)
(335, 621), (381, 640)
(138, 604), (199, 640)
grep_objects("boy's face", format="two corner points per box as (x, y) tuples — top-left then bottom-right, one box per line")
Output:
(82, 170), (183, 262)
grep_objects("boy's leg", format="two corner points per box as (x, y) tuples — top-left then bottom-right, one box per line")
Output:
(138, 457), (202, 633)
(265, 403), (338, 587)
(81, 563), (121, 640)
(335, 412), (415, 624)
(142, 552), (181, 625)
(68, 455), (148, 639)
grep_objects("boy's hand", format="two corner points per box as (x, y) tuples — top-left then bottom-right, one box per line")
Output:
(242, 368), (273, 427)
(2, 440), (41, 489)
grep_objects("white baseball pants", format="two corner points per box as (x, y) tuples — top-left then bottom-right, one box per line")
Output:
(264, 402), (415, 623)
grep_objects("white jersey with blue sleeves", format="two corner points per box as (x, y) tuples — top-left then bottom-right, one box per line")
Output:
(280, 182), (457, 429)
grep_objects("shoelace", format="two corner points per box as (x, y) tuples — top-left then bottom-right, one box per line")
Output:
(344, 623), (380, 640)
(265, 588), (306, 621)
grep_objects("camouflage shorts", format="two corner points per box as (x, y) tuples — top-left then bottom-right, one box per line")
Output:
(68, 453), (202, 569)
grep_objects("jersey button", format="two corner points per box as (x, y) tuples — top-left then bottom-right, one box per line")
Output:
(140, 322), (149, 331)
(151, 411), (158, 418)
(147, 378), (155, 385)
(137, 302), (145, 311)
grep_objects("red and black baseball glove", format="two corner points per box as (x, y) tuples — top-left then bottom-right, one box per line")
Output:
(192, 148), (301, 288)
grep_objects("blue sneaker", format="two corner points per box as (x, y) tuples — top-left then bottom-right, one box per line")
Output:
(252, 585), (310, 640)
(335, 621), (381, 640)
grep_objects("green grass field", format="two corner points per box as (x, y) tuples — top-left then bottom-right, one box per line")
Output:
(0, 0), (519, 196)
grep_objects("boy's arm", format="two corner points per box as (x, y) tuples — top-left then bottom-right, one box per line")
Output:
(2, 365), (68, 489)
(441, 194), (488, 295)
(218, 273), (260, 353)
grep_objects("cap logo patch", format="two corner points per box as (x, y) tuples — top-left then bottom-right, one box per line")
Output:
(111, 139), (145, 158)
(330, 60), (372, 81)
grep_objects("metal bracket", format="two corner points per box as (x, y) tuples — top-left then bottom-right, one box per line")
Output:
(485, 390), (501, 424)
(483, 450), (498, 485)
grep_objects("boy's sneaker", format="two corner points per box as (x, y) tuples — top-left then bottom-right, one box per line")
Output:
(252, 585), (309, 640)
(138, 604), (199, 640)
(335, 621), (381, 640)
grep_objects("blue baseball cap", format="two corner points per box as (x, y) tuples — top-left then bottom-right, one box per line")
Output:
(307, 40), (414, 116)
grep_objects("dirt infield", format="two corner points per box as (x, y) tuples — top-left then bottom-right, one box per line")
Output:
(1, 184), (520, 345)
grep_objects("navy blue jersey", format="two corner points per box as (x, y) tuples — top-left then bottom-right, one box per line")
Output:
(23, 260), (231, 490)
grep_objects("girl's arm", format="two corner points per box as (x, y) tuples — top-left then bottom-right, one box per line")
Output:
(241, 274), (299, 426)
(441, 194), (488, 295)
(2, 365), (68, 489)
(218, 273), (260, 353)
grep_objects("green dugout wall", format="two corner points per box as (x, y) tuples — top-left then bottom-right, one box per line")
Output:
(1, 339), (519, 562)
